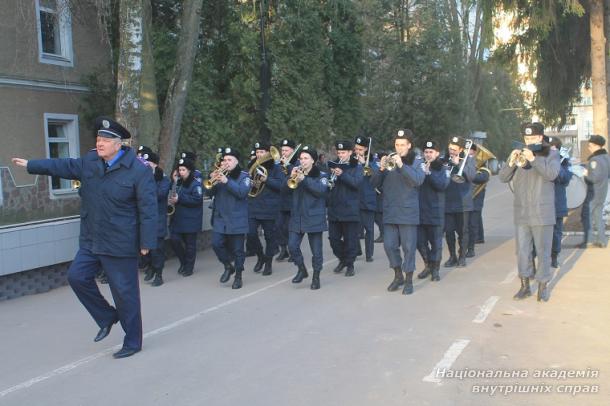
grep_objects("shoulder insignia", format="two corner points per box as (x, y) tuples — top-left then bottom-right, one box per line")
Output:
(591, 161), (597, 170)
(196, 186), (203, 196)
(244, 177), (251, 187)
(321, 177), (328, 186)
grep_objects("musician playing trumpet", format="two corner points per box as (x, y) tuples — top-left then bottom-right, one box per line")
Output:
(287, 146), (329, 290)
(499, 122), (560, 302)
(443, 136), (476, 268)
(207, 148), (250, 289)
(276, 139), (299, 262)
(371, 129), (425, 295)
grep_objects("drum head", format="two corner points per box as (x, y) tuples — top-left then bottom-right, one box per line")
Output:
(566, 176), (587, 209)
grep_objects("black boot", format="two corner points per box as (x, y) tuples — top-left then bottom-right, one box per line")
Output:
(333, 261), (346, 274)
(345, 264), (355, 277)
(292, 264), (309, 283)
(402, 272), (414, 295)
(177, 265), (184, 275)
(465, 248), (475, 258)
(513, 277), (531, 300)
(444, 256), (458, 268)
(262, 256), (273, 276)
(219, 263), (235, 283)
(151, 268), (164, 287)
(310, 270), (321, 290)
(537, 282), (549, 302)
(430, 261), (440, 282)
(232, 270), (243, 289)
(417, 261), (430, 279)
(457, 256), (466, 267)
(276, 246), (289, 262)
(387, 267), (404, 292)
(253, 254), (264, 273)
(144, 267), (155, 282)
(374, 236), (383, 243)
(551, 252), (558, 268)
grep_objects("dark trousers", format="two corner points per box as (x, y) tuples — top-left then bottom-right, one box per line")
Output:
(212, 232), (246, 271)
(581, 198), (591, 242)
(552, 217), (564, 254)
(468, 210), (482, 250)
(170, 232), (198, 273)
(139, 237), (166, 271)
(383, 224), (417, 273)
(445, 211), (470, 258)
(360, 210), (375, 259)
(288, 231), (323, 272)
(374, 211), (384, 238)
(417, 224), (443, 262)
(248, 217), (279, 257)
(328, 220), (360, 266)
(67, 248), (142, 350)
(277, 210), (291, 246)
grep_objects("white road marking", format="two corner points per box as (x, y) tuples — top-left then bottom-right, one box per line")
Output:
(0, 259), (337, 399)
(422, 339), (471, 384)
(501, 269), (517, 284)
(472, 296), (499, 324)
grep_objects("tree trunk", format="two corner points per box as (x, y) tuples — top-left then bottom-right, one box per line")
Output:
(158, 0), (204, 170)
(138, 0), (161, 149)
(591, 0), (608, 141)
(115, 0), (144, 144)
(259, 0), (271, 142)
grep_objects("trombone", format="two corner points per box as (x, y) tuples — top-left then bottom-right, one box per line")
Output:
(363, 138), (373, 176)
(450, 139), (473, 183)
(280, 143), (302, 175)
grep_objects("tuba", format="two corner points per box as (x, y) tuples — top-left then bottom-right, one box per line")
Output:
(472, 144), (496, 198)
(248, 146), (281, 197)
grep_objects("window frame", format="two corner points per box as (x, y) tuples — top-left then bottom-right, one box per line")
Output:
(34, 0), (74, 67)
(43, 113), (80, 198)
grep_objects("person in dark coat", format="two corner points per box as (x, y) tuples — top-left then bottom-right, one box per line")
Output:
(287, 146), (329, 290)
(12, 116), (157, 359)
(276, 139), (299, 262)
(141, 151), (171, 286)
(180, 151), (202, 183)
(207, 147), (251, 289)
(169, 158), (204, 277)
(328, 140), (363, 276)
(417, 140), (450, 281)
(499, 122), (560, 302)
(582, 135), (609, 248)
(370, 129), (425, 295)
(466, 144), (491, 258)
(247, 141), (285, 275)
(548, 137), (572, 267)
(374, 152), (386, 243)
(443, 136), (476, 268)
(354, 136), (378, 262)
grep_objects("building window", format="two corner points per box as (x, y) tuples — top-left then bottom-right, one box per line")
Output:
(35, 0), (73, 67)
(44, 114), (80, 197)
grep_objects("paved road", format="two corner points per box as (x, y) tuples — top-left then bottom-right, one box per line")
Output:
(1, 178), (609, 406)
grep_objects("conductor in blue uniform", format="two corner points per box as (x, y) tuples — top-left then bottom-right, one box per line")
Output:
(12, 117), (157, 359)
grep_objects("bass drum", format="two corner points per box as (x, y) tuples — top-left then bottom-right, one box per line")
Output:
(566, 175), (587, 209)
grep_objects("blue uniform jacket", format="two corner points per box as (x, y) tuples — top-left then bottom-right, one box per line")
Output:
(359, 161), (379, 211)
(170, 175), (203, 234)
(154, 168), (171, 238)
(248, 161), (285, 220)
(370, 151), (425, 225)
(289, 165), (329, 233)
(279, 161), (299, 212)
(444, 155), (476, 213)
(419, 159), (450, 225)
(554, 160), (572, 218)
(328, 159), (363, 222)
(206, 167), (250, 234)
(472, 168), (491, 211)
(27, 147), (157, 257)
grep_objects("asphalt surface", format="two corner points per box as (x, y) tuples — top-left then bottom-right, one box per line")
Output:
(1, 177), (609, 406)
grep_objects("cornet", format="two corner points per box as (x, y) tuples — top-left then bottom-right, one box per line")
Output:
(204, 167), (230, 189)
(508, 150), (529, 168)
(383, 153), (399, 171)
(327, 157), (349, 189)
(287, 166), (303, 189)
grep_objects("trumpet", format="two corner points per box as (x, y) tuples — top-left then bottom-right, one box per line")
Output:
(382, 152), (399, 171)
(204, 167), (230, 189)
(287, 166), (303, 189)
(327, 158), (349, 189)
(508, 150), (529, 168)
(71, 180), (81, 190)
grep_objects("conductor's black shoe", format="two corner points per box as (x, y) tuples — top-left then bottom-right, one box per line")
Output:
(94, 320), (116, 342)
(333, 261), (346, 274)
(112, 347), (140, 359)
